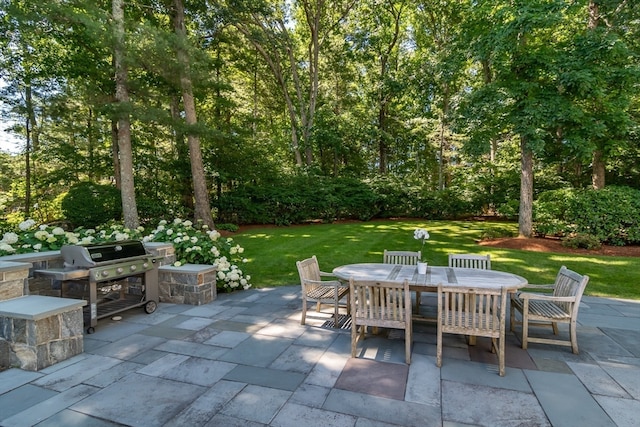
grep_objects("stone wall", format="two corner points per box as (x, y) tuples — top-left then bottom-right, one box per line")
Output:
(159, 264), (217, 305)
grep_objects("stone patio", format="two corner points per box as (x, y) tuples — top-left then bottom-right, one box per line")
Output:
(0, 286), (639, 426)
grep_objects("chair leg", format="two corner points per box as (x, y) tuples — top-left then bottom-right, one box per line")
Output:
(498, 336), (505, 376)
(570, 319), (579, 354)
(436, 323), (443, 367)
(551, 322), (559, 335)
(301, 299), (307, 325)
(334, 298), (340, 328)
(415, 291), (421, 311)
(521, 313), (529, 349)
(351, 324), (358, 357)
(405, 324), (412, 364)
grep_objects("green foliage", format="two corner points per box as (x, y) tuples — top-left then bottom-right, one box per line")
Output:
(216, 174), (482, 225)
(216, 223), (239, 232)
(534, 186), (640, 245)
(61, 182), (122, 228)
(562, 234), (601, 250)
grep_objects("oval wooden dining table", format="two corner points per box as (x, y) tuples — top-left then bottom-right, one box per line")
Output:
(333, 263), (528, 318)
(332, 263), (528, 292)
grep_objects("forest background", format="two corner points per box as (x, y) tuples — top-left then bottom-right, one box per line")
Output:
(0, 0), (639, 243)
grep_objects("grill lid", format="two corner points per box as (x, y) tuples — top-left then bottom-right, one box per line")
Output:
(61, 240), (148, 268)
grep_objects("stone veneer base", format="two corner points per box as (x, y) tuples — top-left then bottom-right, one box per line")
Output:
(159, 264), (217, 305)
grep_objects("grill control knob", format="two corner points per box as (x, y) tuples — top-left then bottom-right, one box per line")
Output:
(101, 271), (109, 277)
(143, 262), (149, 268)
(130, 265), (137, 271)
(116, 267), (124, 274)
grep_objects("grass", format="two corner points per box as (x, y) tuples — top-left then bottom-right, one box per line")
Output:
(231, 219), (640, 300)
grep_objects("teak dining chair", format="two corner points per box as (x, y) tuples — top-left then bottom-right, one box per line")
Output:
(510, 265), (589, 354)
(383, 250), (423, 310)
(448, 253), (491, 270)
(296, 256), (350, 327)
(349, 277), (412, 364)
(437, 284), (508, 376)
(383, 250), (421, 265)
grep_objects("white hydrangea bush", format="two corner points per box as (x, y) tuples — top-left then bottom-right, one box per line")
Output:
(0, 218), (251, 292)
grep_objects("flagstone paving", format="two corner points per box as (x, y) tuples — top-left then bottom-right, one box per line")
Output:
(0, 287), (639, 426)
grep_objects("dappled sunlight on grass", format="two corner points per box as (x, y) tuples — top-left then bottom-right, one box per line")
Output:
(231, 220), (640, 299)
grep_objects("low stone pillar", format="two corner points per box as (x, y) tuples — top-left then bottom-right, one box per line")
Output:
(158, 264), (217, 305)
(0, 261), (30, 301)
(144, 242), (176, 266)
(0, 295), (86, 371)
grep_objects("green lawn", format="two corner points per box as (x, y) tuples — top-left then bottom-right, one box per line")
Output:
(231, 219), (640, 300)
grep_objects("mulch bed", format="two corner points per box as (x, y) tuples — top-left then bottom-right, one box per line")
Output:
(479, 237), (640, 257)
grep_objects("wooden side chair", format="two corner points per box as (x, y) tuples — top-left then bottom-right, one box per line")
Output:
(349, 278), (412, 364)
(510, 265), (589, 354)
(383, 250), (423, 310)
(448, 253), (491, 270)
(437, 284), (508, 376)
(383, 250), (421, 265)
(296, 256), (349, 327)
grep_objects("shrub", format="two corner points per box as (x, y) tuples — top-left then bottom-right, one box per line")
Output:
(534, 186), (640, 245)
(562, 234), (602, 250)
(61, 182), (122, 228)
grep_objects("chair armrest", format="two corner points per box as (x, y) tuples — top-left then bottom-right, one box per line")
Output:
(521, 284), (555, 290)
(302, 279), (346, 288)
(319, 271), (335, 277)
(518, 292), (576, 303)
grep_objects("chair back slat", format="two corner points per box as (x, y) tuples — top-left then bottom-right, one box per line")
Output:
(552, 266), (589, 313)
(296, 256), (322, 292)
(350, 279), (411, 325)
(383, 250), (421, 265)
(448, 254), (491, 270)
(438, 285), (506, 337)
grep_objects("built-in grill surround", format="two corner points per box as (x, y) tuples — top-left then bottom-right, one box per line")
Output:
(36, 240), (161, 334)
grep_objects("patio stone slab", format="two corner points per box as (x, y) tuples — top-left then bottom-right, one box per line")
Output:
(32, 354), (122, 391)
(440, 358), (531, 392)
(89, 334), (167, 360)
(223, 364), (305, 391)
(441, 380), (550, 427)
(567, 361), (631, 398)
(324, 388), (440, 427)
(25, 409), (125, 427)
(220, 384), (291, 424)
(594, 395), (640, 427)
(599, 359), (640, 399)
(405, 354), (440, 406)
(154, 339), (228, 360)
(1, 384), (99, 427)
(219, 334), (294, 367)
(524, 369), (617, 427)
(70, 373), (206, 427)
(0, 368), (43, 395)
(271, 402), (357, 427)
(335, 358), (408, 400)
(164, 380), (245, 427)
(268, 344), (326, 374)
(0, 384), (57, 421)
(601, 327), (640, 357)
(204, 330), (250, 347)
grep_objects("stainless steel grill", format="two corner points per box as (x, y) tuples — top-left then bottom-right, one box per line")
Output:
(36, 240), (161, 334)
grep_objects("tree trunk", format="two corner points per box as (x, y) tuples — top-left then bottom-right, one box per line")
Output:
(588, 1), (606, 189)
(111, 120), (121, 189)
(173, 0), (214, 229)
(113, 0), (139, 229)
(519, 136), (534, 237)
(24, 83), (35, 218)
(592, 149), (606, 189)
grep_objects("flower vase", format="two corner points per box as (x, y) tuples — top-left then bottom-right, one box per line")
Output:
(417, 261), (427, 275)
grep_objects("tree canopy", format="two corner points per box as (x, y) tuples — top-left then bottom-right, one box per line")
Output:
(1, 0), (638, 236)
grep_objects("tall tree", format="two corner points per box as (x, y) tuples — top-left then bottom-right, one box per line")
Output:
(172, 0), (214, 228)
(112, 0), (139, 229)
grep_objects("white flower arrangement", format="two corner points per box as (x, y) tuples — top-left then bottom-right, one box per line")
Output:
(414, 228), (430, 260)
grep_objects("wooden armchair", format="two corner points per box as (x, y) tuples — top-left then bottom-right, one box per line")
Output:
(437, 284), (508, 376)
(296, 256), (350, 327)
(510, 266), (589, 354)
(448, 254), (491, 270)
(349, 278), (412, 364)
(383, 250), (421, 265)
